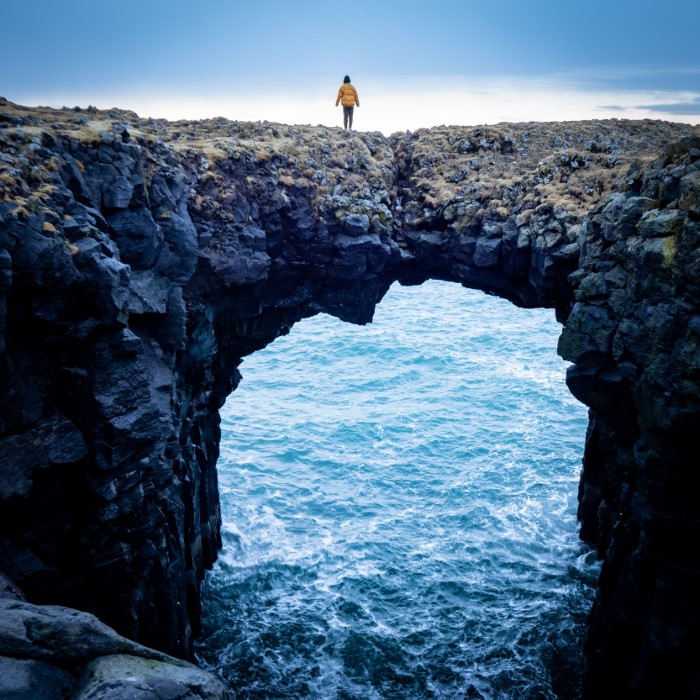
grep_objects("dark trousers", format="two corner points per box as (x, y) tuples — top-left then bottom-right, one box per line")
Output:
(343, 106), (354, 130)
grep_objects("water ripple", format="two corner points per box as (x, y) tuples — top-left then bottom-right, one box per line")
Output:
(196, 281), (598, 699)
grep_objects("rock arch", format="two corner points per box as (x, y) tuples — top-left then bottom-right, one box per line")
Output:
(1, 100), (699, 696)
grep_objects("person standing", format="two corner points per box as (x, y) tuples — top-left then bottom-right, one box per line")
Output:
(335, 75), (360, 130)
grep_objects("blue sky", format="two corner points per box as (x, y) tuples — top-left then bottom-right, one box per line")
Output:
(2, 0), (699, 133)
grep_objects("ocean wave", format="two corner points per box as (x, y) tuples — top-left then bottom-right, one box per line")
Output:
(196, 281), (595, 699)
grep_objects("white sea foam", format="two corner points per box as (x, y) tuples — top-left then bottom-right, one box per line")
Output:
(196, 280), (597, 699)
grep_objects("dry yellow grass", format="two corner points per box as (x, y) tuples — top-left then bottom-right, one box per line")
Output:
(2, 97), (697, 239)
(389, 120), (700, 235)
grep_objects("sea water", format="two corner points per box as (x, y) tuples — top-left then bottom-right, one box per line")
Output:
(195, 279), (599, 699)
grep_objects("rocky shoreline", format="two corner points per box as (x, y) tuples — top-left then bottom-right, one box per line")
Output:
(0, 574), (233, 698)
(1, 97), (698, 697)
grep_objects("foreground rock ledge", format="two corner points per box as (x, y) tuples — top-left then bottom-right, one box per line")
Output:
(0, 580), (233, 699)
(1, 98), (699, 697)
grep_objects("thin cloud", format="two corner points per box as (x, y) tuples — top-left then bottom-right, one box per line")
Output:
(638, 96), (700, 115)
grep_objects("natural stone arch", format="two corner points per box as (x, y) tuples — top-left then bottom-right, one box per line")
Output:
(198, 276), (591, 698)
(1, 99), (699, 696)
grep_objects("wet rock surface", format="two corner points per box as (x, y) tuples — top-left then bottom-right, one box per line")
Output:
(1, 97), (699, 697)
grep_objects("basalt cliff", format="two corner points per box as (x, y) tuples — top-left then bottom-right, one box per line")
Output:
(1, 97), (699, 698)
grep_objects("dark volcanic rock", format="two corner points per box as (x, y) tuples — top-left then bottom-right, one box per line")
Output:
(1, 98), (699, 697)
(558, 137), (700, 697)
(0, 656), (76, 699)
(0, 597), (233, 699)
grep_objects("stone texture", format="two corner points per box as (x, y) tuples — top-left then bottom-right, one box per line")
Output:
(0, 596), (231, 700)
(0, 599), (182, 663)
(0, 656), (76, 700)
(557, 138), (700, 698)
(75, 654), (234, 700)
(1, 97), (699, 698)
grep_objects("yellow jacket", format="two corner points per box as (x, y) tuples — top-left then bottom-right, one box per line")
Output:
(336, 83), (360, 108)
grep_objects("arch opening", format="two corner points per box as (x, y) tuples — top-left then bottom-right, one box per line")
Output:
(196, 280), (598, 699)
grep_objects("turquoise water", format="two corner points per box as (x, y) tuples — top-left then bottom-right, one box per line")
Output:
(196, 280), (599, 699)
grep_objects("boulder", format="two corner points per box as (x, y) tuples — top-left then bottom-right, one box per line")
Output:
(75, 654), (234, 700)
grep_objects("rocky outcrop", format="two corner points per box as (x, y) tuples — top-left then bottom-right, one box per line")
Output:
(558, 138), (700, 697)
(0, 576), (233, 698)
(1, 97), (699, 697)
